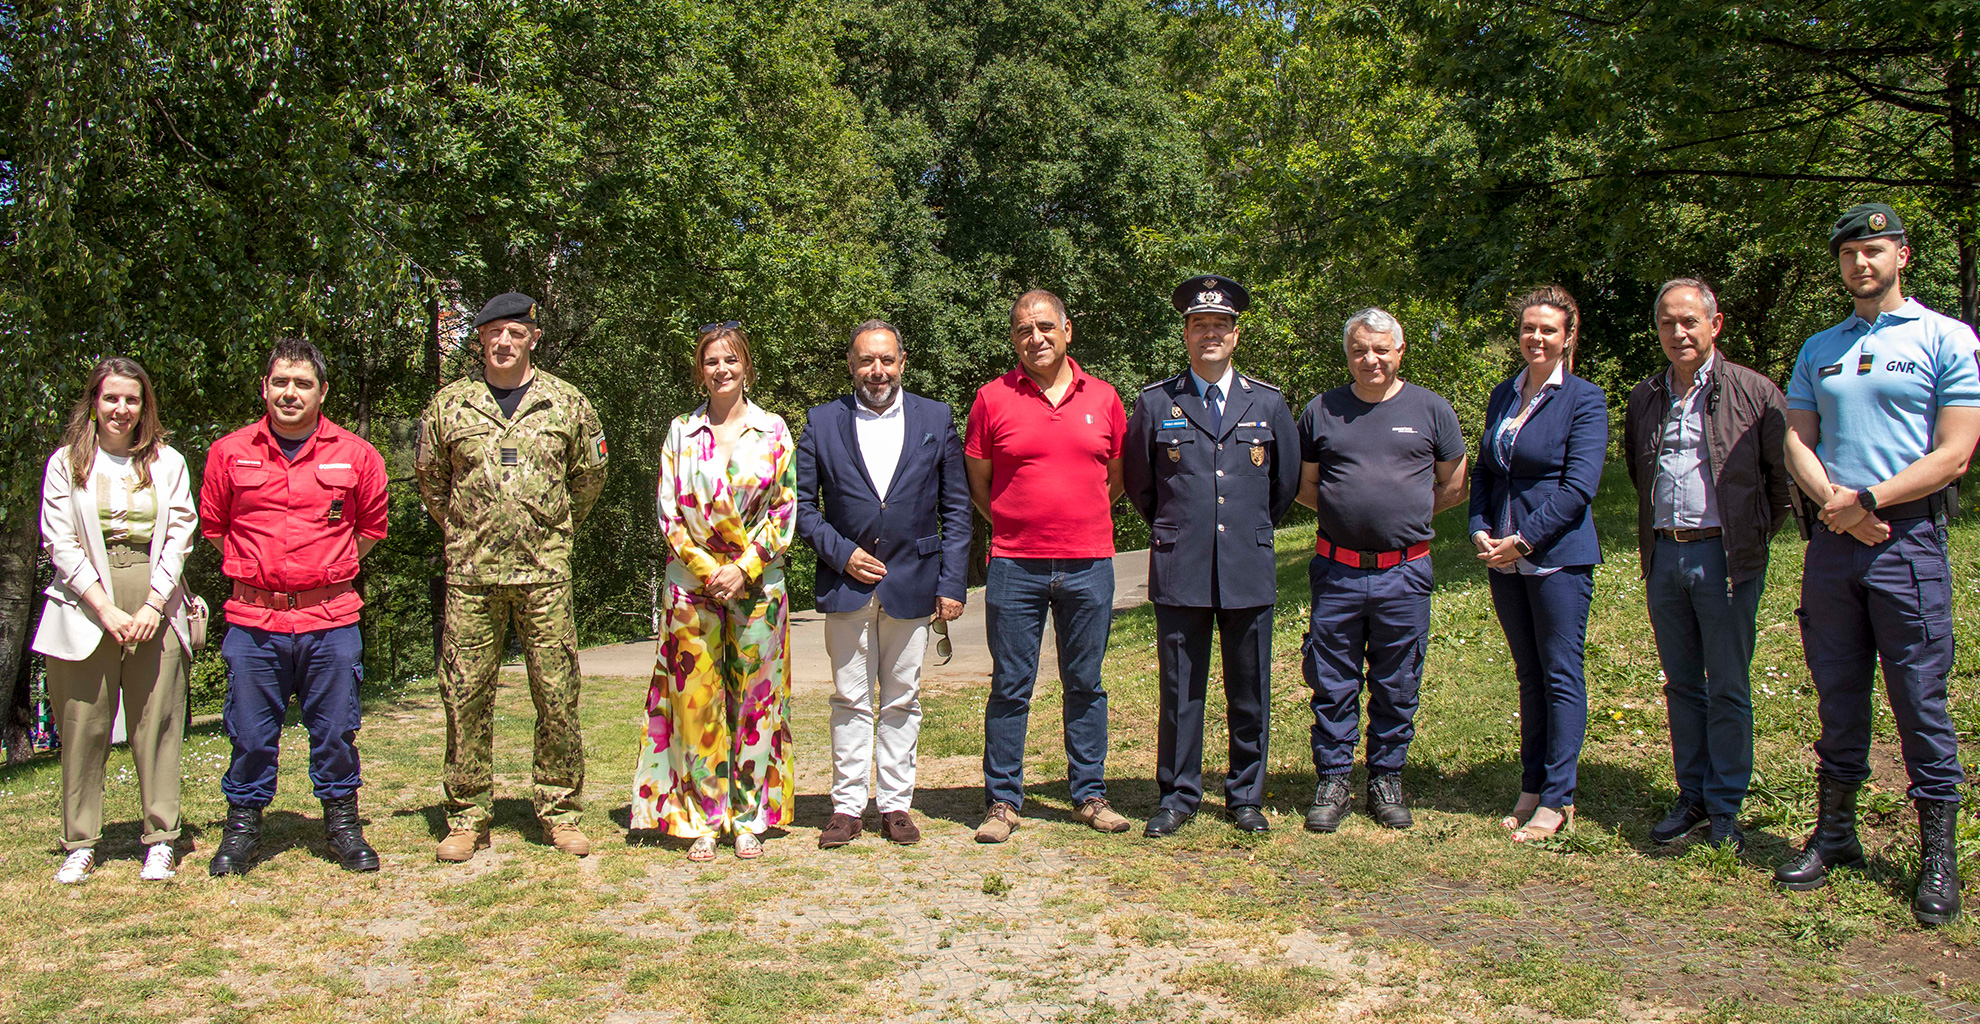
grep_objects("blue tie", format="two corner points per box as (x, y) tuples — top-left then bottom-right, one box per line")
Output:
(1205, 383), (1223, 433)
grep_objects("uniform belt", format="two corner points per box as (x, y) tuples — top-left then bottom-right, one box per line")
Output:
(1656, 527), (1721, 542)
(1314, 536), (1430, 570)
(1878, 490), (1951, 521)
(231, 581), (353, 610)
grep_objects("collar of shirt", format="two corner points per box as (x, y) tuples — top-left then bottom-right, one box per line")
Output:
(683, 398), (778, 436)
(1843, 297), (1926, 332)
(1009, 358), (1090, 400)
(1189, 364), (1236, 399)
(1504, 360), (1566, 397)
(854, 390), (905, 421)
(251, 415), (344, 460)
(1665, 349), (1717, 396)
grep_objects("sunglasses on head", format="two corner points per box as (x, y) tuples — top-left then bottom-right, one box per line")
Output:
(699, 320), (741, 334)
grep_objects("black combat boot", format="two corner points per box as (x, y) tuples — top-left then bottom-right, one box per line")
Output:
(1304, 776), (1353, 833)
(323, 794), (380, 872)
(1913, 798), (1962, 926)
(208, 804), (263, 876)
(1366, 773), (1414, 830)
(1774, 774), (1866, 891)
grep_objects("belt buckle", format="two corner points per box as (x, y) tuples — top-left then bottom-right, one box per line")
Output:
(285, 591), (299, 609)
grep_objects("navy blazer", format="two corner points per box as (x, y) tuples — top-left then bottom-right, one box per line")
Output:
(1467, 370), (1609, 568)
(795, 392), (971, 618)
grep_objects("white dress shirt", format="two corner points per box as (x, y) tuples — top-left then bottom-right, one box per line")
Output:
(855, 389), (908, 501)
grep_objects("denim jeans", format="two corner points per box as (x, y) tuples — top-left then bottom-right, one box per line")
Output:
(220, 623), (365, 807)
(1646, 536), (1761, 816)
(1303, 556), (1433, 776)
(981, 557), (1115, 809)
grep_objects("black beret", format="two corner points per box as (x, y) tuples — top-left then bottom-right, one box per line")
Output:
(1829, 203), (1906, 255)
(1171, 275), (1250, 317)
(471, 291), (538, 329)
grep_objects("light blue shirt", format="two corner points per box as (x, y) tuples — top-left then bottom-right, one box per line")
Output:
(1190, 364), (1235, 423)
(1491, 362), (1565, 575)
(1652, 351), (1719, 530)
(1787, 298), (1980, 489)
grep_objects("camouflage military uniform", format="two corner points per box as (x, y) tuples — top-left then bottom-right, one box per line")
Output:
(415, 369), (608, 830)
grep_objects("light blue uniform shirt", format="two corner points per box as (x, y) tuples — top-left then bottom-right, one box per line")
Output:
(1786, 298), (1980, 489)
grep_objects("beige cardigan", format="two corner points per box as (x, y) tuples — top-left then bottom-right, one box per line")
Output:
(31, 443), (198, 662)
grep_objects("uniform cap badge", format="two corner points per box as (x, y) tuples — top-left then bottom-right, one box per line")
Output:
(1869, 212), (1888, 232)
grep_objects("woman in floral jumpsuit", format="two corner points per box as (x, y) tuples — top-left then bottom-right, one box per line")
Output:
(632, 323), (797, 860)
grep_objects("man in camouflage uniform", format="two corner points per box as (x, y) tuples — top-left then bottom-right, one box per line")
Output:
(416, 291), (609, 862)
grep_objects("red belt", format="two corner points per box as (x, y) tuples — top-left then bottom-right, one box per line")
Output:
(1314, 536), (1430, 571)
(232, 581), (354, 610)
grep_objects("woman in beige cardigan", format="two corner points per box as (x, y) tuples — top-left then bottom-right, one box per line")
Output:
(32, 357), (198, 883)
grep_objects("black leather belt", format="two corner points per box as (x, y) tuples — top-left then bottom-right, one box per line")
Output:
(1878, 493), (1948, 521)
(1656, 527), (1721, 542)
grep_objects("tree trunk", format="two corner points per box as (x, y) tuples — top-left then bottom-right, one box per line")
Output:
(0, 517), (42, 764)
(1951, 53), (1977, 327)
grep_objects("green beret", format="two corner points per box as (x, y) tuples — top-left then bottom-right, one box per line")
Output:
(472, 291), (538, 329)
(1829, 203), (1905, 255)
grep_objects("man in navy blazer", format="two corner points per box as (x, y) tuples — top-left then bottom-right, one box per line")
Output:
(796, 319), (971, 849)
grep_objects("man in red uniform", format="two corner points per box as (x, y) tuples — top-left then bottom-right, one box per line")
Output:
(200, 338), (389, 875)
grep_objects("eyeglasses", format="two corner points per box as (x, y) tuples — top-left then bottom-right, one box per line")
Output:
(930, 618), (952, 665)
(699, 320), (741, 334)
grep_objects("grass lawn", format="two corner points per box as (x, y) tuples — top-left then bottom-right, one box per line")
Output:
(3, 472), (1980, 1023)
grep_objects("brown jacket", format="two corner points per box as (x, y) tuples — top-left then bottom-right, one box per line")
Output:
(1623, 356), (1792, 585)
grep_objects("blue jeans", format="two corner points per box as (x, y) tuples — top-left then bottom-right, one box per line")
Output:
(1646, 537), (1760, 817)
(1802, 517), (1963, 801)
(1488, 566), (1593, 807)
(982, 557), (1114, 809)
(220, 624), (365, 807)
(1303, 556), (1433, 776)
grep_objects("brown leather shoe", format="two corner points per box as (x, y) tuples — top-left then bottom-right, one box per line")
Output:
(436, 825), (490, 863)
(1073, 797), (1132, 834)
(975, 801), (1021, 843)
(544, 821), (591, 857)
(818, 812), (863, 848)
(879, 810), (921, 845)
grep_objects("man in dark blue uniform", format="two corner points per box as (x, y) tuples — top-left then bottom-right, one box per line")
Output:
(1297, 308), (1467, 832)
(1777, 203), (1980, 926)
(1124, 275), (1301, 836)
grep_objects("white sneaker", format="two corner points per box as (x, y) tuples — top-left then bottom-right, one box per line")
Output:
(55, 848), (94, 884)
(140, 842), (177, 881)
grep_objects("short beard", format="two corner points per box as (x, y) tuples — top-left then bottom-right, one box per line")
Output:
(1846, 269), (1898, 303)
(857, 380), (899, 410)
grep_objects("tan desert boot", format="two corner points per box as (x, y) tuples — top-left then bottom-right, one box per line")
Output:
(436, 825), (490, 863)
(545, 821), (591, 857)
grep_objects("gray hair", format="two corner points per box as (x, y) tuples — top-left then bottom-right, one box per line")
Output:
(1342, 307), (1404, 352)
(848, 319), (906, 357)
(1654, 278), (1719, 320)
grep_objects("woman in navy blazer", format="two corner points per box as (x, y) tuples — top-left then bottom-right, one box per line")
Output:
(1469, 286), (1609, 842)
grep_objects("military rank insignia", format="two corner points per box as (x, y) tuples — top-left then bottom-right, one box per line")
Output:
(1858, 351), (1874, 375)
(501, 447), (519, 466)
(1250, 445), (1265, 466)
(328, 498), (345, 523)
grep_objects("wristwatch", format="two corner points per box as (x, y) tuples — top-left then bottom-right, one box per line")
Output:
(1856, 488), (1879, 513)
(1513, 535), (1534, 557)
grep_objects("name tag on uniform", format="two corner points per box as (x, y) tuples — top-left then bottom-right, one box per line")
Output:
(321, 462), (352, 470)
(1160, 418), (1187, 429)
(501, 447), (519, 466)
(1819, 364), (1843, 378)
(236, 458), (263, 467)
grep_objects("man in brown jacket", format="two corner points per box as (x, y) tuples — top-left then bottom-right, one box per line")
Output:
(1623, 278), (1792, 851)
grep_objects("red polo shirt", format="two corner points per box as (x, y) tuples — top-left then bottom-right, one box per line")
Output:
(964, 359), (1125, 559)
(200, 415), (389, 632)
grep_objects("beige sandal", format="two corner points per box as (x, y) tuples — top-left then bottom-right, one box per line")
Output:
(735, 832), (763, 860)
(687, 836), (717, 862)
(1512, 804), (1575, 843)
(1500, 792), (1542, 831)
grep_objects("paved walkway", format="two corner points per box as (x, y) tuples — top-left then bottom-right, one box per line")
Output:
(568, 548), (1153, 692)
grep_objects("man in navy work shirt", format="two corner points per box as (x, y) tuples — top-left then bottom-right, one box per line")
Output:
(1295, 308), (1467, 832)
(1124, 275), (1300, 837)
(1777, 202), (1980, 926)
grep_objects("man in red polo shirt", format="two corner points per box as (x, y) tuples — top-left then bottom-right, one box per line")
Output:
(964, 288), (1131, 842)
(200, 338), (389, 875)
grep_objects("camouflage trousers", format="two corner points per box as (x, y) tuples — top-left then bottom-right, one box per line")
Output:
(440, 581), (585, 830)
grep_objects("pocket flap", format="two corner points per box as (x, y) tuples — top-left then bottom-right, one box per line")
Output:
(1913, 559), (1948, 582)
(1256, 526), (1275, 545)
(1151, 523), (1179, 546)
(231, 466), (269, 487)
(315, 465), (357, 489)
(916, 534), (943, 555)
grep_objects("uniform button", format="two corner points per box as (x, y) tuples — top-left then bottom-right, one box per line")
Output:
(1216, 470), (1224, 478)
(1217, 443), (1223, 450)
(1218, 524), (1226, 532)
(1217, 496), (1225, 504)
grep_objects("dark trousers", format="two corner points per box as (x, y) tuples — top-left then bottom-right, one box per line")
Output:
(1153, 602), (1272, 813)
(1303, 556), (1433, 776)
(1801, 518), (1962, 802)
(1646, 536), (1761, 816)
(1488, 566), (1593, 807)
(981, 557), (1114, 809)
(219, 624), (364, 807)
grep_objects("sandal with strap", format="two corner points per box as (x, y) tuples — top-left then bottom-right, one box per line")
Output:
(1500, 792), (1542, 831)
(1512, 804), (1575, 843)
(687, 835), (717, 862)
(735, 831), (763, 860)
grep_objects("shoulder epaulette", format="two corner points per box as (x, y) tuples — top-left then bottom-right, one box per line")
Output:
(1142, 373), (1185, 392)
(1240, 374), (1281, 392)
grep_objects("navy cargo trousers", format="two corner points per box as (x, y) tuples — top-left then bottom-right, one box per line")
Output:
(1799, 516), (1962, 802)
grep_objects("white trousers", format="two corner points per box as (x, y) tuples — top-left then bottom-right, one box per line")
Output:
(825, 595), (928, 815)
